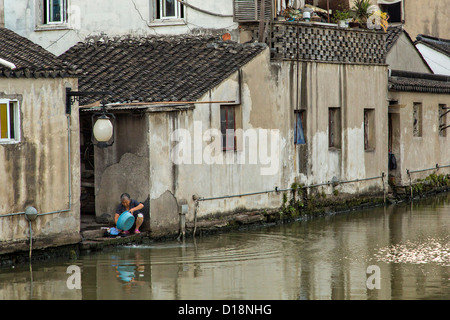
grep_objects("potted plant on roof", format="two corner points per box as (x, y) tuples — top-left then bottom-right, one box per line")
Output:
(333, 10), (352, 28)
(352, 0), (371, 26)
(349, 18), (360, 28)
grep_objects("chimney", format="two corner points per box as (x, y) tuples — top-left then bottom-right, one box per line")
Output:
(0, 0), (4, 28)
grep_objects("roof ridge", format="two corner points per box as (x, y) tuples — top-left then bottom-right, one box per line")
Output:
(77, 33), (222, 47)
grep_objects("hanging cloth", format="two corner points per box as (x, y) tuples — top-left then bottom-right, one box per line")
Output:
(295, 113), (306, 145)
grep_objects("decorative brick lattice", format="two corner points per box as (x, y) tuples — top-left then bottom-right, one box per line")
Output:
(245, 22), (386, 65)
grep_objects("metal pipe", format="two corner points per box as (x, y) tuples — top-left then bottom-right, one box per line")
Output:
(29, 221), (33, 262)
(193, 200), (199, 238)
(406, 164), (450, 199)
(0, 57), (16, 70)
(196, 174), (385, 202)
(198, 189), (277, 202)
(338, 175), (383, 184)
(407, 163), (442, 174)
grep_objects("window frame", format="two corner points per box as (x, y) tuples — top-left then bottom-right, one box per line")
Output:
(44, 0), (68, 25)
(220, 105), (237, 152)
(439, 104), (448, 137)
(156, 0), (184, 20)
(364, 108), (376, 151)
(413, 102), (423, 137)
(328, 107), (341, 149)
(0, 99), (21, 144)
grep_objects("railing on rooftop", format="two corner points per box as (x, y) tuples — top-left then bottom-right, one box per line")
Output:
(241, 21), (387, 65)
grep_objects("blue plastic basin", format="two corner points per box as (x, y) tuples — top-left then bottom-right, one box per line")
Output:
(117, 211), (135, 231)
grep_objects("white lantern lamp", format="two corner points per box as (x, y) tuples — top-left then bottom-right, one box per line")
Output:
(92, 101), (115, 148)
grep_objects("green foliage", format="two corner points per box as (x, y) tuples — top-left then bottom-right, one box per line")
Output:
(411, 173), (450, 196)
(352, 0), (371, 20)
(279, 184), (305, 219)
(333, 9), (352, 21)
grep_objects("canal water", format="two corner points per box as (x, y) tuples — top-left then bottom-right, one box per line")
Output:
(1, 193), (449, 300)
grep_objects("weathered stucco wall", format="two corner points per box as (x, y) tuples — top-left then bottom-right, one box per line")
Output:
(386, 33), (431, 74)
(176, 53), (289, 222)
(145, 48), (388, 230)
(0, 77), (80, 253)
(388, 90), (450, 185)
(273, 60), (388, 194)
(94, 112), (150, 227)
(402, 0), (449, 39)
(148, 110), (192, 234)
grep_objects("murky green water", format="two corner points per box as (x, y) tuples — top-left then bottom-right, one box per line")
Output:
(1, 194), (449, 300)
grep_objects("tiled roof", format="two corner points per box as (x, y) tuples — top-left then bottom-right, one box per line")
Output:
(0, 27), (76, 78)
(389, 70), (450, 94)
(415, 34), (450, 57)
(385, 25), (403, 53)
(59, 35), (267, 105)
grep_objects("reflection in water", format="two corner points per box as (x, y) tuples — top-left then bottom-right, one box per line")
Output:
(0, 193), (449, 300)
(375, 237), (450, 266)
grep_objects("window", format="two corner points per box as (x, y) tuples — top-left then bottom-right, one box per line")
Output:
(156, 0), (184, 20)
(413, 102), (422, 137)
(221, 106), (236, 151)
(378, 1), (402, 23)
(43, 0), (67, 24)
(294, 110), (306, 145)
(234, 0), (271, 22)
(364, 109), (375, 150)
(0, 100), (20, 143)
(328, 108), (341, 149)
(439, 104), (448, 137)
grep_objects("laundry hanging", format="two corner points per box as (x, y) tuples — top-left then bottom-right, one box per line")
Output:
(295, 112), (306, 145)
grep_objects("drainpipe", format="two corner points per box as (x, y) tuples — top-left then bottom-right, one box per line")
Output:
(0, 58), (16, 70)
(177, 199), (189, 241)
(25, 207), (38, 263)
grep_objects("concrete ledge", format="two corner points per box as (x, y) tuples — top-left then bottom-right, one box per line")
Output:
(0, 232), (81, 256)
(235, 214), (265, 225)
(79, 232), (149, 252)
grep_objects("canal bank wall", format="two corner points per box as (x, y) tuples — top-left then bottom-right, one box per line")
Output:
(1, 181), (449, 268)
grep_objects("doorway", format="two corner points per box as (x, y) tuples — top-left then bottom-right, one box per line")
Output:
(388, 112), (401, 185)
(79, 112), (97, 230)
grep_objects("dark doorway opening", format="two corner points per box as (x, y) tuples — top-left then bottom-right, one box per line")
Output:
(80, 113), (95, 217)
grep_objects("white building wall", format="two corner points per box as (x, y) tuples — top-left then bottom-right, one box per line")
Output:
(4, 0), (236, 55)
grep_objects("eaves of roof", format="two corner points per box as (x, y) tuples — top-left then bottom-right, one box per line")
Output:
(0, 27), (78, 78)
(388, 70), (450, 94)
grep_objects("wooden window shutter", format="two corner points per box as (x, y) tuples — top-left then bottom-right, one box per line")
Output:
(234, 0), (272, 22)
